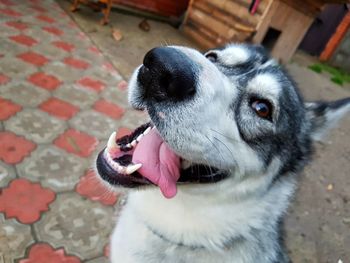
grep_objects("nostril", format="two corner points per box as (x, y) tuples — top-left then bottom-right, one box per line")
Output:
(139, 47), (198, 102)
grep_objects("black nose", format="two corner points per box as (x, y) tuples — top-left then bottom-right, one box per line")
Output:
(137, 47), (197, 102)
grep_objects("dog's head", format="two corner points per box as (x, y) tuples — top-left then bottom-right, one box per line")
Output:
(96, 44), (350, 198)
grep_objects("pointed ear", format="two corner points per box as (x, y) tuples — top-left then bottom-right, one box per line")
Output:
(305, 97), (350, 141)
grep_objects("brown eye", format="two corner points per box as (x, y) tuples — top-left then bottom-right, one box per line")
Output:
(251, 99), (272, 120)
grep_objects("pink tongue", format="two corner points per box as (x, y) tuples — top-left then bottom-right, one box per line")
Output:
(132, 128), (180, 198)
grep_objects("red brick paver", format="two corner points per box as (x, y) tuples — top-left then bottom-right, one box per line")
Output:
(54, 129), (98, 158)
(0, 98), (22, 120)
(0, 179), (55, 224)
(40, 97), (79, 120)
(0, 74), (10, 85)
(76, 170), (118, 206)
(42, 26), (64, 36)
(0, 132), (36, 164)
(93, 99), (125, 119)
(77, 76), (105, 92)
(52, 41), (75, 52)
(20, 243), (81, 263)
(5, 21), (28, 30)
(63, 57), (90, 70)
(17, 51), (49, 66)
(28, 72), (61, 91)
(9, 34), (38, 47)
(36, 14), (55, 24)
(0, 8), (21, 17)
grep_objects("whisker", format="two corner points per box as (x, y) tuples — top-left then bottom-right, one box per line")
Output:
(210, 128), (236, 142)
(205, 134), (225, 170)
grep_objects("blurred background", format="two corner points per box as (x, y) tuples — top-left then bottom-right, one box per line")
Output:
(0, 0), (349, 262)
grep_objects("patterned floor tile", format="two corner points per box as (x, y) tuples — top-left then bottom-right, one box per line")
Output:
(0, 23), (22, 37)
(42, 26), (64, 36)
(19, 243), (81, 263)
(0, 178), (55, 224)
(0, 56), (36, 79)
(52, 40), (75, 53)
(0, 132), (36, 164)
(85, 66), (123, 87)
(77, 76), (106, 92)
(9, 34), (38, 47)
(0, 214), (34, 263)
(54, 84), (99, 109)
(0, 97), (22, 121)
(36, 14), (56, 24)
(43, 62), (85, 83)
(0, 0), (144, 261)
(85, 257), (109, 263)
(5, 109), (66, 144)
(0, 160), (16, 188)
(73, 49), (104, 64)
(31, 43), (68, 61)
(120, 109), (149, 130)
(117, 80), (128, 91)
(5, 20), (28, 31)
(69, 110), (118, 139)
(63, 57), (90, 70)
(28, 72), (62, 91)
(76, 170), (118, 206)
(17, 145), (88, 192)
(17, 51), (50, 67)
(93, 99), (125, 120)
(0, 7), (22, 17)
(34, 193), (115, 259)
(54, 129), (98, 158)
(40, 97), (79, 120)
(100, 85), (129, 108)
(0, 73), (10, 85)
(0, 81), (50, 107)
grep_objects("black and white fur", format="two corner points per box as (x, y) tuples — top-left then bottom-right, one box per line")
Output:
(104, 44), (350, 263)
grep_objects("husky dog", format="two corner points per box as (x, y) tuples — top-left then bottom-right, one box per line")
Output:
(96, 44), (350, 263)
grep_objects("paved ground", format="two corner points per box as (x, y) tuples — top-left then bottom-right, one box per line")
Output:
(1, 0), (349, 262)
(0, 0), (147, 262)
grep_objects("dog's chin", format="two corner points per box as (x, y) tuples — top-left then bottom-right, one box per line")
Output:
(95, 122), (230, 195)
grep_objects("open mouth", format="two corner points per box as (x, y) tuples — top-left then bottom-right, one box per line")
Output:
(96, 122), (229, 198)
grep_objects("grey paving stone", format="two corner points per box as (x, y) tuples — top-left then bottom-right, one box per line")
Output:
(34, 192), (115, 259)
(5, 109), (67, 144)
(16, 145), (88, 192)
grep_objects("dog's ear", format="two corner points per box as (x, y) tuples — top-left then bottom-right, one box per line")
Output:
(305, 97), (350, 141)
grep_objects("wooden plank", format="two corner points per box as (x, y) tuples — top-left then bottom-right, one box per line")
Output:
(231, 0), (268, 15)
(223, 0), (260, 26)
(189, 8), (237, 38)
(207, 0), (259, 27)
(193, 0), (257, 32)
(187, 18), (220, 43)
(270, 3), (314, 63)
(182, 0), (194, 26)
(182, 25), (216, 49)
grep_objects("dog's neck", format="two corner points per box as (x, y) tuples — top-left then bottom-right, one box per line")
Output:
(126, 172), (296, 251)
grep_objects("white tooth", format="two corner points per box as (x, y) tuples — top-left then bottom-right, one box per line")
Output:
(126, 143), (132, 148)
(131, 140), (137, 147)
(143, 127), (151, 135)
(107, 132), (117, 150)
(152, 126), (156, 130)
(136, 134), (143, 142)
(125, 163), (142, 174)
